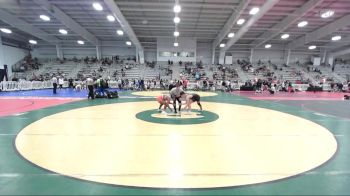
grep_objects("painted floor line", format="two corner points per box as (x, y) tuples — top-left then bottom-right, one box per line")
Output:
(314, 112), (329, 117)
(11, 112), (28, 116)
(1, 171), (350, 178)
(12, 133), (333, 137)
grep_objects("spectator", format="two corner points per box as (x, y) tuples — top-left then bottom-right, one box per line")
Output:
(58, 77), (64, 89)
(86, 77), (94, 99)
(52, 75), (58, 94)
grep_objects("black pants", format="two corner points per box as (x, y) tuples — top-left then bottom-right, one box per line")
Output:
(53, 83), (57, 94)
(172, 96), (182, 113)
(88, 85), (94, 99)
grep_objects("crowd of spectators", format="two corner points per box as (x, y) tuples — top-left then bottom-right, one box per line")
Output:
(13, 55), (42, 72)
(7, 56), (350, 94)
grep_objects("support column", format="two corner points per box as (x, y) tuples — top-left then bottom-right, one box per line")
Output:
(286, 49), (291, 65)
(0, 34), (4, 69)
(0, 34), (10, 80)
(138, 50), (144, 64)
(219, 50), (225, 65)
(211, 47), (215, 64)
(56, 44), (63, 59)
(136, 48), (139, 63)
(283, 49), (291, 65)
(321, 49), (327, 64)
(249, 48), (254, 63)
(96, 45), (102, 60)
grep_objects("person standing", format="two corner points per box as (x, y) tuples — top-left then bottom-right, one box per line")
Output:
(96, 77), (104, 96)
(58, 77), (64, 89)
(86, 77), (94, 99)
(4, 65), (8, 81)
(170, 82), (184, 113)
(52, 75), (58, 94)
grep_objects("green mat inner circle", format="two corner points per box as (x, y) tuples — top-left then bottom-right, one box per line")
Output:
(135, 109), (219, 125)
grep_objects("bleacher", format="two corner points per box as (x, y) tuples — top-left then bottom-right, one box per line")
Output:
(8, 58), (350, 91)
(333, 64), (350, 82)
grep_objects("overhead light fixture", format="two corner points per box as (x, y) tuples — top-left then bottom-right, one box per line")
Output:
(106, 15), (115, 22)
(29, 40), (37, 44)
(265, 44), (271, 49)
(59, 29), (68, 35)
(116, 30), (124, 36)
(39, 15), (50, 21)
(0, 28), (12, 34)
(237, 18), (245, 25)
(308, 45), (316, 50)
(174, 31), (180, 37)
(281, 34), (290, 39)
(321, 10), (334, 18)
(331, 35), (341, 41)
(174, 4), (181, 13)
(228, 33), (235, 38)
(249, 7), (260, 15)
(126, 41), (132, 46)
(298, 21), (308, 28)
(174, 42), (179, 47)
(220, 43), (225, 48)
(174, 16), (180, 24)
(92, 2), (103, 11)
(77, 40), (84, 45)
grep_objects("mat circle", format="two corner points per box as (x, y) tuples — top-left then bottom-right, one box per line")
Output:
(136, 109), (219, 125)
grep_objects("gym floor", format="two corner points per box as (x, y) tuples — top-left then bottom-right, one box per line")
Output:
(0, 89), (349, 195)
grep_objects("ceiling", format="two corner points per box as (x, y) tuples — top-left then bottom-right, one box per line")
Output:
(0, 0), (350, 53)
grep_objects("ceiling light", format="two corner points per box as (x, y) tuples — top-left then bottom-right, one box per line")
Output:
(77, 40), (84, 45)
(308, 45), (316, 50)
(174, 16), (180, 24)
(281, 34), (290, 39)
(228, 33), (235, 38)
(174, 5), (181, 13)
(249, 7), (260, 15)
(116, 30), (124, 36)
(174, 42), (179, 47)
(331, 35), (341, 41)
(126, 41), (132, 46)
(106, 15), (115, 22)
(92, 2), (103, 11)
(298, 21), (308, 28)
(220, 43), (225, 48)
(265, 44), (271, 49)
(39, 15), (50, 21)
(237, 18), (245, 25)
(174, 31), (179, 37)
(321, 10), (334, 18)
(29, 40), (37, 44)
(0, 28), (12, 34)
(59, 29), (68, 35)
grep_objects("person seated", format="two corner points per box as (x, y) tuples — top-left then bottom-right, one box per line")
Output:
(75, 83), (82, 91)
(269, 84), (277, 95)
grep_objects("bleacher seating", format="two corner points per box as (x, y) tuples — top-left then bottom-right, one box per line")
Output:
(6, 58), (350, 93)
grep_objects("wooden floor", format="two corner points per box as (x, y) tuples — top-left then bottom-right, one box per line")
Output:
(1, 91), (349, 195)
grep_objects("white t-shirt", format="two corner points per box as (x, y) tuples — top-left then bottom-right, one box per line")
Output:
(52, 77), (57, 84)
(58, 78), (64, 85)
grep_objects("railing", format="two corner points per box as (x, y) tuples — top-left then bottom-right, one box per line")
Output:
(0, 80), (334, 92)
(292, 83), (332, 91)
(0, 81), (69, 91)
